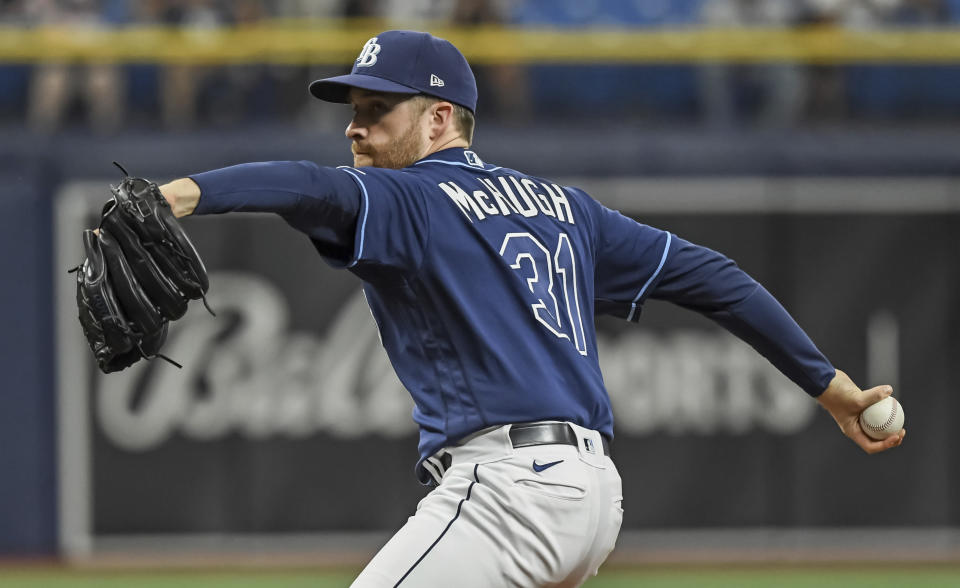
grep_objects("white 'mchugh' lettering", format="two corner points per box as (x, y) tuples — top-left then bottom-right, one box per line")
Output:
(438, 177), (577, 225)
(438, 181), (486, 221)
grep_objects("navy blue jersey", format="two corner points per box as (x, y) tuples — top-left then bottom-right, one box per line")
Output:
(192, 148), (835, 483)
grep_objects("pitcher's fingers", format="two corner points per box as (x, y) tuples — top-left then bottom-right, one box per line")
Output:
(860, 384), (893, 409)
(851, 428), (895, 454)
(882, 429), (904, 449)
(888, 429), (906, 447)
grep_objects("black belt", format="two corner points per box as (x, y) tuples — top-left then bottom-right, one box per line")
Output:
(509, 422), (611, 457)
(424, 422), (611, 485)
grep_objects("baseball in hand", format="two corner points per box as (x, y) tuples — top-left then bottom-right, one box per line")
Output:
(859, 396), (904, 440)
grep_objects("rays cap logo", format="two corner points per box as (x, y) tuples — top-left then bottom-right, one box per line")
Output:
(355, 37), (381, 67)
(309, 30), (478, 114)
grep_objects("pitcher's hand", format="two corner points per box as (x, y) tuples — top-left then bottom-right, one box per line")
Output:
(817, 369), (905, 454)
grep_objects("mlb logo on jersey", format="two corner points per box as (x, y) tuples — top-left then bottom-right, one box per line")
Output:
(356, 37), (381, 67)
(463, 150), (483, 167)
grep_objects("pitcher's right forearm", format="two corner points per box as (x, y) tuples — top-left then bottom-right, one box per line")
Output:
(159, 178), (201, 218)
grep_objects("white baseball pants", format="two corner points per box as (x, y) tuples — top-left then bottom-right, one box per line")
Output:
(350, 422), (623, 587)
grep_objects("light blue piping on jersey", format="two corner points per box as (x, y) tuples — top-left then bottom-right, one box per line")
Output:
(627, 232), (672, 322)
(414, 159), (503, 172)
(338, 167), (370, 268)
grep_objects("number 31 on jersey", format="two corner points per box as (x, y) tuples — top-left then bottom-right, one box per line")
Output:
(499, 232), (588, 356)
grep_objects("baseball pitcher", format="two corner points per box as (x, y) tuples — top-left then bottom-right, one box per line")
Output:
(108, 31), (904, 587)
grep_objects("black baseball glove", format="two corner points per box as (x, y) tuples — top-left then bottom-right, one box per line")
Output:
(71, 163), (213, 373)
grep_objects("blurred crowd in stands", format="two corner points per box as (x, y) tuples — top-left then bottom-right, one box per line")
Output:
(1, 0), (959, 133)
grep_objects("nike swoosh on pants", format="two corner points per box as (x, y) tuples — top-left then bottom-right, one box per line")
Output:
(532, 459), (563, 472)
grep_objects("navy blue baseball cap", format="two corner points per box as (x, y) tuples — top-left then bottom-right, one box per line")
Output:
(309, 30), (478, 113)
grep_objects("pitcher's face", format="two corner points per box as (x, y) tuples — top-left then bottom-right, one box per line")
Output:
(345, 89), (429, 170)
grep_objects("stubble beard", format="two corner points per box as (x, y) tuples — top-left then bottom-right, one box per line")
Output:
(355, 122), (426, 170)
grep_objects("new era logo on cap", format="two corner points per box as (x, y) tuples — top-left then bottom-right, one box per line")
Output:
(308, 30), (478, 113)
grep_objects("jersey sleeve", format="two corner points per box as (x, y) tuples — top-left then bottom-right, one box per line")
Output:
(591, 200), (834, 396)
(324, 166), (431, 272)
(648, 236), (836, 396)
(591, 201), (673, 321)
